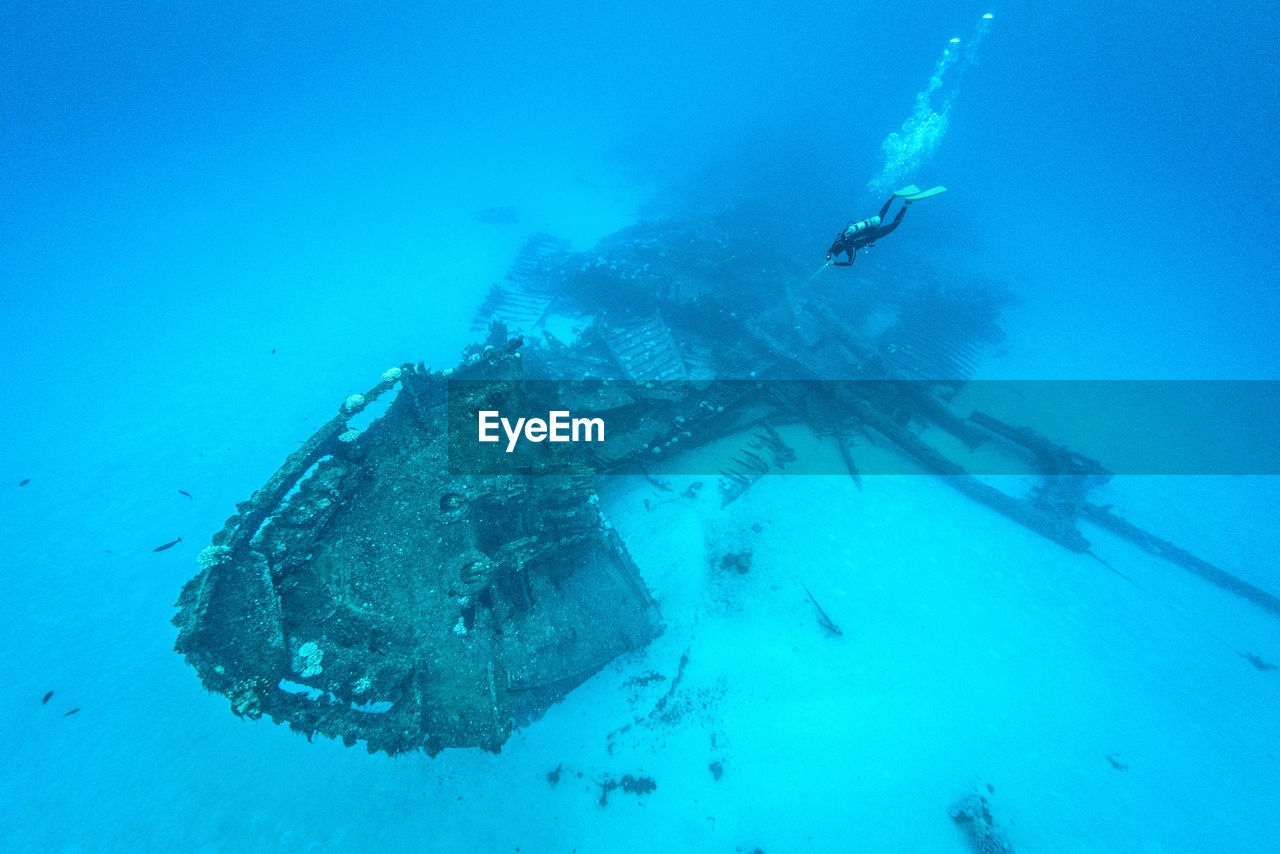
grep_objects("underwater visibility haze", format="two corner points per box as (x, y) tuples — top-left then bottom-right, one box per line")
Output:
(2, 1), (1279, 852)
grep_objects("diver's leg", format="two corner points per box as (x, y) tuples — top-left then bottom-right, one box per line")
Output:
(878, 197), (894, 219)
(875, 205), (909, 239)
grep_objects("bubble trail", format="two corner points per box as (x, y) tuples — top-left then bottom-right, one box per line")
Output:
(867, 13), (994, 197)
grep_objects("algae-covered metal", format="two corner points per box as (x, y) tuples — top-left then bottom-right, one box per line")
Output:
(174, 345), (660, 755)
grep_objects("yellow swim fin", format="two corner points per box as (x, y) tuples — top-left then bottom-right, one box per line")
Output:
(891, 185), (920, 197)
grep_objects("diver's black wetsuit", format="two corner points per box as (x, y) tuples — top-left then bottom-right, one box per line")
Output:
(826, 195), (910, 266)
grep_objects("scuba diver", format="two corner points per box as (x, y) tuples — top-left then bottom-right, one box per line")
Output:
(825, 185), (946, 266)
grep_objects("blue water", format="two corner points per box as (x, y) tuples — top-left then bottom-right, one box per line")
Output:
(3, 2), (1278, 851)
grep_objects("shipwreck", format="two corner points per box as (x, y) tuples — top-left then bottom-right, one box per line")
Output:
(174, 207), (1279, 755)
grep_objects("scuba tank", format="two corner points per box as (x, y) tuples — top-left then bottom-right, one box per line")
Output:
(844, 214), (882, 237)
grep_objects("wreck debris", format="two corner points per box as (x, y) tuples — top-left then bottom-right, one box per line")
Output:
(879, 281), (1008, 380)
(606, 648), (692, 749)
(835, 429), (862, 490)
(648, 649), (691, 724)
(950, 791), (1016, 853)
(641, 468), (674, 492)
(471, 284), (553, 337)
(506, 233), (571, 286)
(470, 234), (570, 335)
(600, 313), (689, 381)
(718, 424), (797, 507)
(597, 773), (657, 806)
(960, 409), (1280, 617)
(622, 671), (667, 689)
(969, 410), (1108, 478)
(1080, 503), (1280, 617)
(856, 398), (1091, 551)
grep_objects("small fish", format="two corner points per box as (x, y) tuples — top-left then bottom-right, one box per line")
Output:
(178, 489), (192, 499)
(271, 348), (277, 355)
(1242, 652), (1278, 672)
(803, 585), (843, 636)
(42, 691), (53, 704)
(153, 537), (182, 552)
(1106, 754), (1128, 771)
(19, 478), (30, 486)
(64, 707), (80, 717)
